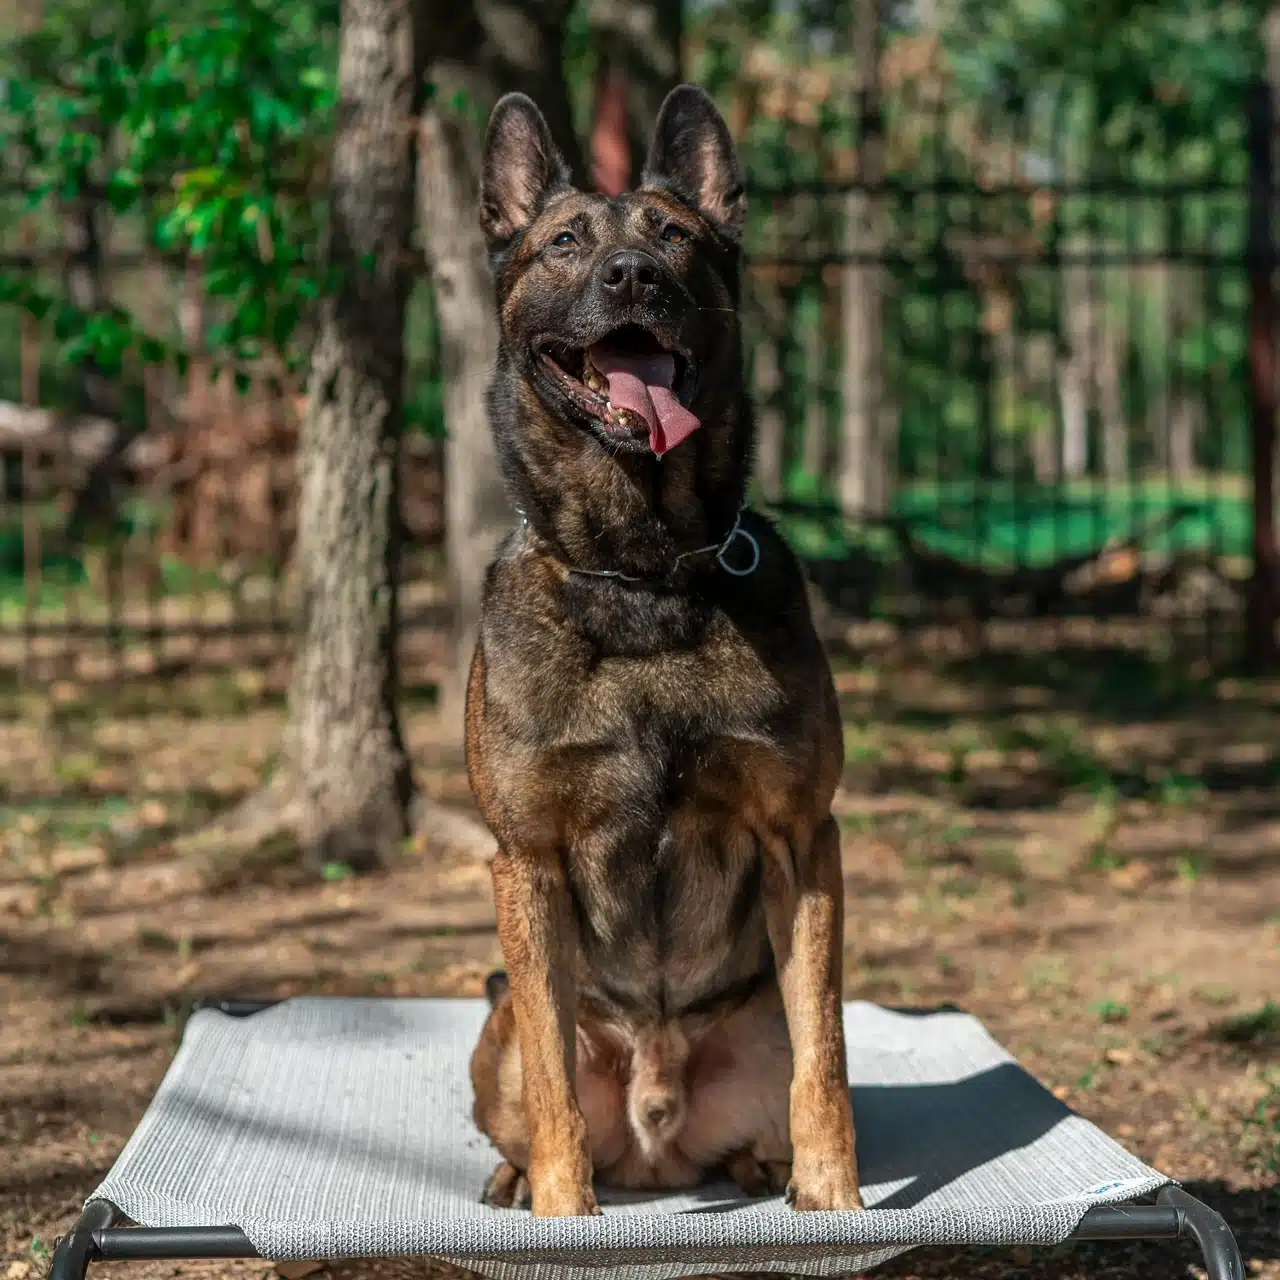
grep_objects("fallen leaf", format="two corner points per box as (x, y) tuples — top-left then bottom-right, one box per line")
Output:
(1104, 1047), (1135, 1066)
(236, 669), (267, 698)
(833, 670), (877, 694)
(50, 845), (108, 874)
(1106, 862), (1152, 890)
(139, 800), (168, 827)
(8, 1260), (33, 1279)
(0, 883), (39, 917)
(1051, 1084), (1071, 1101)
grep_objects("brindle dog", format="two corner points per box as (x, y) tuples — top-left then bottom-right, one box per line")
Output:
(466, 85), (862, 1218)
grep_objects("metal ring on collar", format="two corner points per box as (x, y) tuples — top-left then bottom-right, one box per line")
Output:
(717, 527), (760, 577)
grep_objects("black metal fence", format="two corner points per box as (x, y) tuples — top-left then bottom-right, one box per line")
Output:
(1, 71), (1275, 691)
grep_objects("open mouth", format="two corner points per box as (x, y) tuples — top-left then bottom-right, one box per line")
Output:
(535, 324), (700, 456)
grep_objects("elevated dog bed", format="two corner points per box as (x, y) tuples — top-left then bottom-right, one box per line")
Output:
(53, 998), (1243, 1280)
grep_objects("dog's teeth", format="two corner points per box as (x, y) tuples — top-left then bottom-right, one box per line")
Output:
(583, 351), (609, 396)
(609, 406), (644, 431)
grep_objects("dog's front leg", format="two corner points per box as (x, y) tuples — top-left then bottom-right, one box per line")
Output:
(491, 847), (599, 1217)
(762, 814), (863, 1211)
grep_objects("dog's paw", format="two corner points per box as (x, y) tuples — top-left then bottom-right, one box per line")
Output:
(785, 1167), (864, 1212)
(481, 1160), (532, 1209)
(530, 1183), (601, 1218)
(725, 1151), (792, 1198)
(528, 1161), (601, 1218)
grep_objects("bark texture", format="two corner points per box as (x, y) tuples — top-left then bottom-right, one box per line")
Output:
(839, 0), (891, 518)
(266, 0), (425, 867)
(1248, 40), (1280, 668)
(1059, 232), (1129, 481)
(418, 107), (511, 742)
(800, 283), (830, 483)
(174, 0), (434, 879)
(421, 0), (581, 741)
(750, 283), (788, 503)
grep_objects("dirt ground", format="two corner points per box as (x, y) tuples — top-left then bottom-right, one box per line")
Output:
(2, 643), (1278, 1280)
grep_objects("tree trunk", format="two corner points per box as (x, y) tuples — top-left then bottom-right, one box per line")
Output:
(800, 282), (829, 484)
(430, 0), (585, 180)
(986, 291), (1019, 477)
(1058, 233), (1094, 479)
(839, 0), (889, 518)
(1270, 7), (1280, 559)
(418, 108), (510, 740)
(1096, 268), (1129, 483)
(1026, 333), (1059, 484)
(1168, 395), (1199, 479)
(750, 282), (788, 503)
(1056, 243), (1129, 482)
(276, 0), (426, 865)
(590, 64), (632, 196)
(587, 0), (682, 190)
(1248, 66), (1280, 668)
(59, 161), (131, 556)
(1098, 337), (1128, 482)
(1057, 357), (1088, 478)
(61, 184), (115, 420)
(1142, 264), (1172, 474)
(423, 0), (581, 741)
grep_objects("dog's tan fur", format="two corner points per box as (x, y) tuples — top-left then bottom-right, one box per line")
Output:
(472, 974), (795, 1202)
(465, 85), (862, 1218)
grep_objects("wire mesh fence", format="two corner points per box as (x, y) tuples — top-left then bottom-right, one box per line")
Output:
(0, 66), (1271, 692)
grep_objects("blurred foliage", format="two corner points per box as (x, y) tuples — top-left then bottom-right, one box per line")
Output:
(0, 0), (1267, 485)
(685, 0), (1262, 504)
(0, 0), (338, 381)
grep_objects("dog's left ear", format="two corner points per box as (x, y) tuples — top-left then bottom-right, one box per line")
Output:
(642, 85), (746, 240)
(480, 93), (571, 251)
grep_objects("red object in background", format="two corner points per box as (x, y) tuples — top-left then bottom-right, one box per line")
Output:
(591, 66), (631, 196)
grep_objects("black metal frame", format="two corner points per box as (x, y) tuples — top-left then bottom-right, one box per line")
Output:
(50, 1000), (1245, 1280)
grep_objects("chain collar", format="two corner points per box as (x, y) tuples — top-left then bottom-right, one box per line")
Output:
(518, 507), (760, 584)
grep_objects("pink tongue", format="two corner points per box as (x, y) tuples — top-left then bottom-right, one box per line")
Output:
(588, 343), (701, 456)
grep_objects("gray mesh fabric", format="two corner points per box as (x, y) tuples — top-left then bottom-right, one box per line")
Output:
(90, 998), (1169, 1278)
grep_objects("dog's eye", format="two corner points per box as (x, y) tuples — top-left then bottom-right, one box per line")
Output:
(661, 224), (689, 245)
(552, 231), (578, 248)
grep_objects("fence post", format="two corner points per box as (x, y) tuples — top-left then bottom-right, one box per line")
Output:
(1246, 78), (1279, 669)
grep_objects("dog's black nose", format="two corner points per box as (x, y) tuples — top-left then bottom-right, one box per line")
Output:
(598, 249), (661, 304)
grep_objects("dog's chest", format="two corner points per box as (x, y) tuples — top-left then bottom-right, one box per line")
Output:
(566, 758), (777, 1016)
(503, 631), (800, 1013)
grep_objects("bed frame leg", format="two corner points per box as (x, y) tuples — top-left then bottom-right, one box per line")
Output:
(51, 1201), (119, 1280)
(1159, 1186), (1246, 1280)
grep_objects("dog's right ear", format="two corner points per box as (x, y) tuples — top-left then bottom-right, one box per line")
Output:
(480, 94), (571, 251)
(643, 85), (746, 241)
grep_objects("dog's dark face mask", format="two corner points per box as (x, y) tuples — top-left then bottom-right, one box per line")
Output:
(479, 86), (746, 461)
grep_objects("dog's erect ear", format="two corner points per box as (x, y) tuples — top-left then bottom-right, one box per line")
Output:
(480, 94), (571, 250)
(642, 85), (746, 240)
